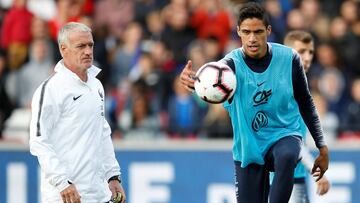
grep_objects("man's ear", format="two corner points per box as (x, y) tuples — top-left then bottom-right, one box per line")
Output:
(59, 44), (66, 57)
(237, 26), (241, 37)
(236, 26), (241, 38)
(266, 25), (272, 36)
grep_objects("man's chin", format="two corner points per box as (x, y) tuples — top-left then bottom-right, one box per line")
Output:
(84, 62), (92, 69)
(83, 59), (93, 66)
(247, 52), (262, 59)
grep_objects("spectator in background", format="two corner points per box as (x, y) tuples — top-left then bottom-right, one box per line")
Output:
(134, 0), (166, 29)
(128, 51), (162, 112)
(118, 81), (164, 140)
(149, 41), (177, 111)
(190, 0), (231, 51)
(264, 0), (287, 43)
(144, 9), (165, 41)
(0, 50), (14, 138)
(339, 78), (360, 139)
(129, 52), (158, 87)
(310, 43), (348, 116)
(317, 68), (347, 116)
(286, 9), (306, 31)
(187, 40), (208, 71)
(337, 0), (360, 76)
(202, 104), (232, 139)
(162, 0), (196, 66)
(48, 0), (83, 41)
(328, 17), (351, 71)
(149, 40), (177, 75)
(167, 75), (205, 139)
(312, 91), (339, 146)
(329, 17), (348, 42)
(203, 36), (223, 61)
(1, 0), (33, 70)
(110, 22), (143, 88)
(81, 0), (94, 16)
(30, 16), (56, 63)
(318, 0), (343, 19)
(106, 22), (145, 135)
(299, 0), (330, 41)
(7, 38), (53, 108)
(94, 0), (134, 39)
(339, 0), (358, 26)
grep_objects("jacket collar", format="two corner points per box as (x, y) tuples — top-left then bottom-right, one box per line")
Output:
(54, 59), (101, 81)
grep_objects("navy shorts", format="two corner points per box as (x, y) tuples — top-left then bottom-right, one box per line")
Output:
(234, 136), (302, 203)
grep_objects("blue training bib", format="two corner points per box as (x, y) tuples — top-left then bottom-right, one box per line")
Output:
(223, 43), (303, 167)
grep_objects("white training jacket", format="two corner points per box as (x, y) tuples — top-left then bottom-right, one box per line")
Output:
(29, 60), (120, 203)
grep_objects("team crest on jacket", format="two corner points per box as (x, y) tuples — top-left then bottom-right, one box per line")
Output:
(98, 89), (104, 116)
(98, 89), (104, 101)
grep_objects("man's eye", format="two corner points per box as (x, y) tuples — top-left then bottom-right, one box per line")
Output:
(298, 49), (306, 54)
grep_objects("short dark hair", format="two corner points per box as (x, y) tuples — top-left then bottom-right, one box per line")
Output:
(284, 30), (314, 46)
(237, 2), (270, 27)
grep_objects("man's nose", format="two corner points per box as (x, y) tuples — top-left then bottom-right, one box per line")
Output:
(249, 33), (257, 42)
(84, 46), (93, 54)
(303, 53), (312, 62)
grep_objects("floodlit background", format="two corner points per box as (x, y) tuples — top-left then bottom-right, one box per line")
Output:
(0, 0), (359, 202)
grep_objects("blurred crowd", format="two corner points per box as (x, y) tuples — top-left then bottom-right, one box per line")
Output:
(0, 0), (359, 145)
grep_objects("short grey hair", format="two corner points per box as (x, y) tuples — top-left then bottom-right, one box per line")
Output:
(57, 22), (92, 46)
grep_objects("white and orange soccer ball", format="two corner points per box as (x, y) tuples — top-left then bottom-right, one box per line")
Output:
(194, 61), (237, 104)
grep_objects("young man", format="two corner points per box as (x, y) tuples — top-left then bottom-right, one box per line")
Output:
(284, 30), (330, 202)
(29, 22), (126, 203)
(180, 2), (329, 203)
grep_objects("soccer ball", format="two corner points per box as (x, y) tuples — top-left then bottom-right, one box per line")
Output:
(194, 61), (237, 104)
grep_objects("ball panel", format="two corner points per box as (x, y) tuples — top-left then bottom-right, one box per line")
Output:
(194, 61), (237, 104)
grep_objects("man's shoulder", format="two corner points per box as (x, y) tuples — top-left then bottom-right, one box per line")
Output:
(31, 72), (58, 102)
(223, 48), (241, 62)
(43, 72), (61, 86)
(269, 42), (294, 59)
(92, 77), (105, 91)
(269, 42), (291, 51)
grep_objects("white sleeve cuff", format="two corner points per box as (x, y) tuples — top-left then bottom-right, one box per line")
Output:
(106, 171), (121, 183)
(56, 179), (73, 192)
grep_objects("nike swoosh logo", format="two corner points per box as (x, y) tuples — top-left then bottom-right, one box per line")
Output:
(257, 81), (266, 86)
(73, 95), (82, 101)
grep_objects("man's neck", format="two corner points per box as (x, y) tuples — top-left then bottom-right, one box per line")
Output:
(63, 61), (88, 82)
